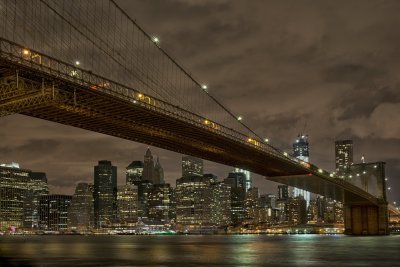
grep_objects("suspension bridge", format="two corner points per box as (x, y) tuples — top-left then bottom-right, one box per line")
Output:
(0, 0), (397, 235)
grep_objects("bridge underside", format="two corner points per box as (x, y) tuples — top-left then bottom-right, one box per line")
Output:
(0, 60), (307, 178)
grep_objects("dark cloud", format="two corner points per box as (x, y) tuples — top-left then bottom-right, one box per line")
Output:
(1, 0), (399, 203)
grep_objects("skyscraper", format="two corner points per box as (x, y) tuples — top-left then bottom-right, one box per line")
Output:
(234, 168), (252, 191)
(126, 161), (144, 185)
(153, 157), (164, 184)
(147, 183), (173, 223)
(335, 140), (353, 178)
(182, 156), (203, 177)
(293, 134), (309, 162)
(39, 195), (72, 231)
(117, 184), (138, 224)
(68, 183), (94, 231)
(142, 148), (155, 183)
(224, 172), (246, 225)
(291, 134), (311, 206)
(23, 172), (49, 229)
(94, 160), (117, 228)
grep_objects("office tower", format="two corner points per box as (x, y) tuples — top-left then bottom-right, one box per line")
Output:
(153, 157), (164, 184)
(277, 185), (289, 200)
(224, 172), (246, 225)
(94, 160), (117, 228)
(126, 161), (143, 185)
(259, 194), (276, 209)
(117, 184), (138, 224)
(292, 134), (311, 207)
(23, 172), (49, 229)
(245, 187), (259, 222)
(234, 168), (252, 191)
(137, 180), (153, 218)
(143, 148), (155, 183)
(288, 196), (307, 225)
(258, 194), (277, 224)
(0, 163), (30, 231)
(0, 163), (48, 231)
(175, 175), (211, 226)
(39, 195), (72, 231)
(68, 183), (94, 231)
(209, 181), (231, 227)
(182, 156), (203, 177)
(335, 140), (353, 178)
(147, 184), (173, 223)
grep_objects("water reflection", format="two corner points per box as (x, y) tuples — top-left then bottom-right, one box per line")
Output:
(0, 235), (399, 266)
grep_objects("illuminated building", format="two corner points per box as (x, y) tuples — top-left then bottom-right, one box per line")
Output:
(68, 183), (94, 231)
(224, 172), (246, 225)
(94, 160), (117, 228)
(245, 187), (259, 222)
(278, 185), (289, 201)
(147, 184), (173, 223)
(153, 157), (164, 184)
(182, 156), (203, 177)
(39, 195), (72, 231)
(117, 184), (138, 224)
(23, 172), (49, 229)
(143, 148), (155, 183)
(209, 181), (231, 226)
(234, 168), (252, 191)
(0, 163), (48, 231)
(335, 140), (353, 178)
(291, 134), (311, 207)
(288, 196), (307, 225)
(258, 194), (277, 224)
(175, 175), (211, 226)
(126, 161), (143, 185)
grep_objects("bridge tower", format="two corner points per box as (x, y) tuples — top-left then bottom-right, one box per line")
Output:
(343, 162), (388, 235)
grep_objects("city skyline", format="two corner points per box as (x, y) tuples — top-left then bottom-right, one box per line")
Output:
(0, 0), (399, 202)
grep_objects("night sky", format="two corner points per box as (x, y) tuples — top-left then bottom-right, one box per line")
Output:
(0, 0), (399, 203)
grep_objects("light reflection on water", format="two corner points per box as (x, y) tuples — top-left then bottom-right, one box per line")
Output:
(0, 235), (399, 266)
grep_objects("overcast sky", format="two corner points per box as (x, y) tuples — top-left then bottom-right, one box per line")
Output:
(0, 0), (399, 203)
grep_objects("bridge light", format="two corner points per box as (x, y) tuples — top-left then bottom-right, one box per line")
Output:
(23, 49), (30, 55)
(264, 138), (269, 143)
(363, 171), (366, 174)
(247, 138), (253, 142)
(385, 178), (388, 181)
(349, 175), (353, 178)
(388, 187), (391, 190)
(357, 173), (360, 177)
(374, 165), (377, 168)
(133, 100), (137, 104)
(204, 119), (210, 125)
(329, 173), (334, 177)
(283, 152), (288, 156)
(75, 61), (80, 66)
(237, 116), (243, 121)
(318, 169), (323, 173)
(152, 36), (160, 44)
(137, 93), (143, 98)
(201, 84), (208, 90)
(394, 201), (397, 205)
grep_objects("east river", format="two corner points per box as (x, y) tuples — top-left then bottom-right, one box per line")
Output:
(0, 235), (399, 266)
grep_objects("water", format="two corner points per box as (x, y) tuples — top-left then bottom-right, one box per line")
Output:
(0, 235), (399, 266)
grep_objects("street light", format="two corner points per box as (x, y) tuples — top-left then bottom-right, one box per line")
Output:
(237, 116), (243, 121)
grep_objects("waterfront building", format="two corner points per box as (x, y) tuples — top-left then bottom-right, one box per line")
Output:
(94, 160), (117, 228)
(68, 183), (94, 231)
(175, 175), (211, 226)
(126, 161), (143, 185)
(335, 140), (353, 178)
(0, 163), (48, 231)
(224, 173), (246, 225)
(182, 156), (203, 177)
(39, 195), (72, 231)
(147, 183), (173, 223)
(288, 196), (307, 225)
(245, 187), (259, 222)
(23, 172), (49, 229)
(117, 184), (138, 224)
(209, 181), (231, 226)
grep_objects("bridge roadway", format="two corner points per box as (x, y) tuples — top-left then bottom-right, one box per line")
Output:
(0, 38), (380, 208)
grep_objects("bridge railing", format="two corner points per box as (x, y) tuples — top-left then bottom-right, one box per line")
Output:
(0, 37), (316, 171)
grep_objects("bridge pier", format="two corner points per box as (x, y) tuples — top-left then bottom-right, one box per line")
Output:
(344, 200), (389, 235)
